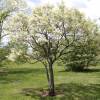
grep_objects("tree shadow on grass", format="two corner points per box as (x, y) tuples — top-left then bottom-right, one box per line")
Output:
(56, 83), (100, 100)
(7, 68), (45, 75)
(59, 67), (100, 73)
(0, 67), (45, 84)
(22, 83), (100, 100)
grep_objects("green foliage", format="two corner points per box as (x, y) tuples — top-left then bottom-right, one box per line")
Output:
(0, 11), (9, 22)
(61, 23), (100, 71)
(65, 42), (98, 71)
(0, 46), (10, 66)
(6, 41), (29, 64)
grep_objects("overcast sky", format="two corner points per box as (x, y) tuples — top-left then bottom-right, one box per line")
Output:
(25, 0), (100, 19)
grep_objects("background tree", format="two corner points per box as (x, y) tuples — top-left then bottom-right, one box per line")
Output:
(0, 0), (26, 42)
(0, 0), (26, 66)
(0, 9), (10, 66)
(60, 18), (100, 71)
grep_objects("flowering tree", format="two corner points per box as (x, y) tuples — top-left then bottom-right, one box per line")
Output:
(8, 3), (97, 96)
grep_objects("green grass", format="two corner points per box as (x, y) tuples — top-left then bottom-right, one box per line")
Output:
(0, 62), (100, 100)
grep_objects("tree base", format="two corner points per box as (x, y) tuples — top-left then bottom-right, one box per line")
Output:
(49, 91), (56, 96)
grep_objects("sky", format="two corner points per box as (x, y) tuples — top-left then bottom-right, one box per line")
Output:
(25, 0), (100, 20)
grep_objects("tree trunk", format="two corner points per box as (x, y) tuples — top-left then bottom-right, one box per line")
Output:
(48, 62), (55, 96)
(0, 23), (2, 43)
(44, 64), (50, 88)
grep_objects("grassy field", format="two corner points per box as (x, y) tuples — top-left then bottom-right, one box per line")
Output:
(0, 62), (100, 100)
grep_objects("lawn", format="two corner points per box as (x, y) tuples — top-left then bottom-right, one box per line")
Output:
(0, 62), (100, 100)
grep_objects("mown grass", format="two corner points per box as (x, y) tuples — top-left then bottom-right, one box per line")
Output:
(0, 62), (100, 100)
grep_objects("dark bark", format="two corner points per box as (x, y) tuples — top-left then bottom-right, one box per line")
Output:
(44, 64), (50, 87)
(0, 23), (2, 42)
(48, 62), (55, 96)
